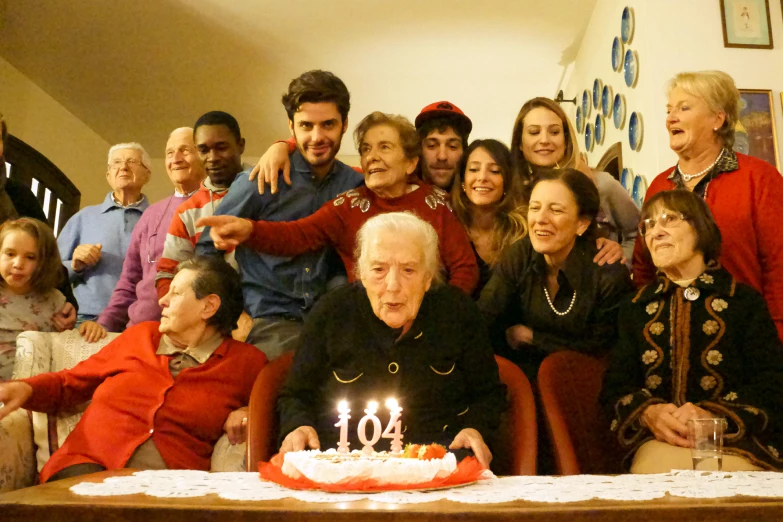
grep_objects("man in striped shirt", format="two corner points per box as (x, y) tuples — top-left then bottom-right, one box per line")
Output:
(155, 112), (246, 297)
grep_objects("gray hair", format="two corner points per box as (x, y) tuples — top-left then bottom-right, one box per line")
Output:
(107, 142), (151, 171)
(666, 70), (740, 149)
(355, 211), (442, 283)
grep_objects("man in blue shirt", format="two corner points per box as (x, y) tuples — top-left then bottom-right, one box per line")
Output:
(197, 70), (362, 360)
(57, 143), (151, 322)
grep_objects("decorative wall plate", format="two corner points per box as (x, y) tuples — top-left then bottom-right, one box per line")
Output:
(612, 37), (624, 72)
(632, 174), (647, 207)
(582, 89), (591, 119)
(621, 6), (635, 44)
(584, 122), (594, 152)
(629, 111), (644, 151)
(613, 93), (626, 129)
(623, 49), (638, 88)
(602, 84), (613, 118)
(575, 106), (584, 133)
(620, 167), (634, 193)
(595, 114), (605, 145)
(593, 78), (603, 109)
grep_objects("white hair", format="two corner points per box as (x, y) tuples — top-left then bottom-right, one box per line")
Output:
(355, 211), (442, 283)
(107, 142), (151, 171)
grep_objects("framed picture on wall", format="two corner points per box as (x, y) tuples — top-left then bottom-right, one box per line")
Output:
(719, 0), (773, 49)
(733, 89), (779, 169)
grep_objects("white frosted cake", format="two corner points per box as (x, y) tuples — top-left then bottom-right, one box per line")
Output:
(281, 447), (458, 485)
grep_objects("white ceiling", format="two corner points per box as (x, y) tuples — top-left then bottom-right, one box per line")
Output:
(0, 0), (597, 157)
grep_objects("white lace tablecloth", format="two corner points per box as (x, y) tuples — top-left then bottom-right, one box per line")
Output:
(69, 469), (783, 504)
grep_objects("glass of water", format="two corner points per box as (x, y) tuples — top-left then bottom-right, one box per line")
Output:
(688, 417), (726, 471)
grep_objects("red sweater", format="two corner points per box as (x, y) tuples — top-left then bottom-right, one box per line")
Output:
(632, 153), (783, 340)
(246, 182), (479, 294)
(21, 322), (267, 483)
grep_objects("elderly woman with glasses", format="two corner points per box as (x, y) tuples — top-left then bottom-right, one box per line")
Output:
(632, 71), (783, 341)
(602, 189), (783, 473)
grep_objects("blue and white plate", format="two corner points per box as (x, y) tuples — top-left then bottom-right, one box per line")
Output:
(584, 122), (594, 152)
(612, 37), (624, 72)
(620, 167), (634, 193)
(613, 93), (626, 129)
(629, 111), (644, 151)
(632, 174), (647, 208)
(581, 89), (591, 119)
(623, 49), (638, 88)
(595, 114), (605, 145)
(575, 106), (584, 134)
(592, 78), (603, 109)
(602, 84), (613, 118)
(621, 6), (635, 44)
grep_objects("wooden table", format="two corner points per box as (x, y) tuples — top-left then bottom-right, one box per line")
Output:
(2, 470), (783, 522)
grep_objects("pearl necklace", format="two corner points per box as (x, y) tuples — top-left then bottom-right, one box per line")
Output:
(678, 149), (723, 183)
(543, 286), (577, 316)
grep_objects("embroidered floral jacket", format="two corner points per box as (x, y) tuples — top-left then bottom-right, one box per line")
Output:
(602, 266), (783, 470)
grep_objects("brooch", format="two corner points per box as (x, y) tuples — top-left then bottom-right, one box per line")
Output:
(684, 287), (700, 301)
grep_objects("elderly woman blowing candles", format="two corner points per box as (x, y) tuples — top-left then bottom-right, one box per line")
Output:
(603, 190), (783, 472)
(276, 212), (505, 469)
(196, 112), (478, 295)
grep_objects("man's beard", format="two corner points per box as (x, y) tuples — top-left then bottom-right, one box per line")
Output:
(296, 137), (340, 167)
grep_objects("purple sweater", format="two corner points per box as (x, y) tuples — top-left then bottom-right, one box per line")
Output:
(98, 192), (194, 331)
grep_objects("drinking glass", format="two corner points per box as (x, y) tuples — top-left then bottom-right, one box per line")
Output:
(688, 417), (726, 471)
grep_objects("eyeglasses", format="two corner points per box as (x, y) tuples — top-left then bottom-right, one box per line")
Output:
(639, 211), (688, 236)
(109, 158), (147, 169)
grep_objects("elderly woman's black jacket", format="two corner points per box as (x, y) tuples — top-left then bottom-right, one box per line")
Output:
(277, 282), (506, 451)
(601, 266), (783, 470)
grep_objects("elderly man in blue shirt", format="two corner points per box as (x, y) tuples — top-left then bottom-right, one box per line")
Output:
(57, 143), (151, 324)
(197, 70), (362, 362)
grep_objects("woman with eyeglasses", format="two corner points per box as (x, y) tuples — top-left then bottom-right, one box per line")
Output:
(632, 71), (783, 341)
(602, 189), (783, 473)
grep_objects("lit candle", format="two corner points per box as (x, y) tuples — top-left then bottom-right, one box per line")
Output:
(335, 400), (351, 454)
(357, 401), (382, 455)
(382, 398), (404, 453)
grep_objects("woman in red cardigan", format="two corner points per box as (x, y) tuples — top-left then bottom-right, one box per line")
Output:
(632, 70), (783, 341)
(0, 256), (267, 482)
(198, 112), (479, 295)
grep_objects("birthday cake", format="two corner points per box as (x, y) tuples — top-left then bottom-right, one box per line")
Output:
(281, 444), (457, 485)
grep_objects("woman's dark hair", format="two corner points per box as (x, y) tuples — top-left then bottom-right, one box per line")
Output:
(282, 70), (351, 124)
(451, 139), (527, 265)
(193, 111), (242, 143)
(176, 256), (244, 337)
(0, 218), (63, 293)
(529, 168), (600, 242)
(640, 189), (722, 263)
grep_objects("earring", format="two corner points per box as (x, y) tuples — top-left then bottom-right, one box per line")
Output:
(461, 183), (466, 192)
(713, 128), (718, 132)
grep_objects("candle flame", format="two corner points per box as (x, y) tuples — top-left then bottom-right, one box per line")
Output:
(367, 400), (379, 413)
(338, 400), (349, 413)
(385, 398), (399, 409)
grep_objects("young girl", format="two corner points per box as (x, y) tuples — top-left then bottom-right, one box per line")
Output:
(0, 218), (66, 380)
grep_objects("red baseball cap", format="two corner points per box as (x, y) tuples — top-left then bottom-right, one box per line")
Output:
(414, 101), (472, 135)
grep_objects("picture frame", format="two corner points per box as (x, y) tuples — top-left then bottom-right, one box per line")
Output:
(733, 89), (779, 170)
(719, 0), (773, 49)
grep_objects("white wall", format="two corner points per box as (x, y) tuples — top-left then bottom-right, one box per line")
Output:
(0, 56), (111, 207)
(565, 0), (783, 183)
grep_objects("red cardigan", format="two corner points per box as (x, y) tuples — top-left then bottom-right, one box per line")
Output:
(21, 322), (267, 482)
(632, 153), (783, 341)
(246, 182), (479, 294)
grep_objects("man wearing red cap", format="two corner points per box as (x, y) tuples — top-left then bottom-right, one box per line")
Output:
(414, 101), (472, 190)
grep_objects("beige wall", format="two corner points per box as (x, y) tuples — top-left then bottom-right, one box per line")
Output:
(565, 0), (783, 183)
(0, 56), (111, 207)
